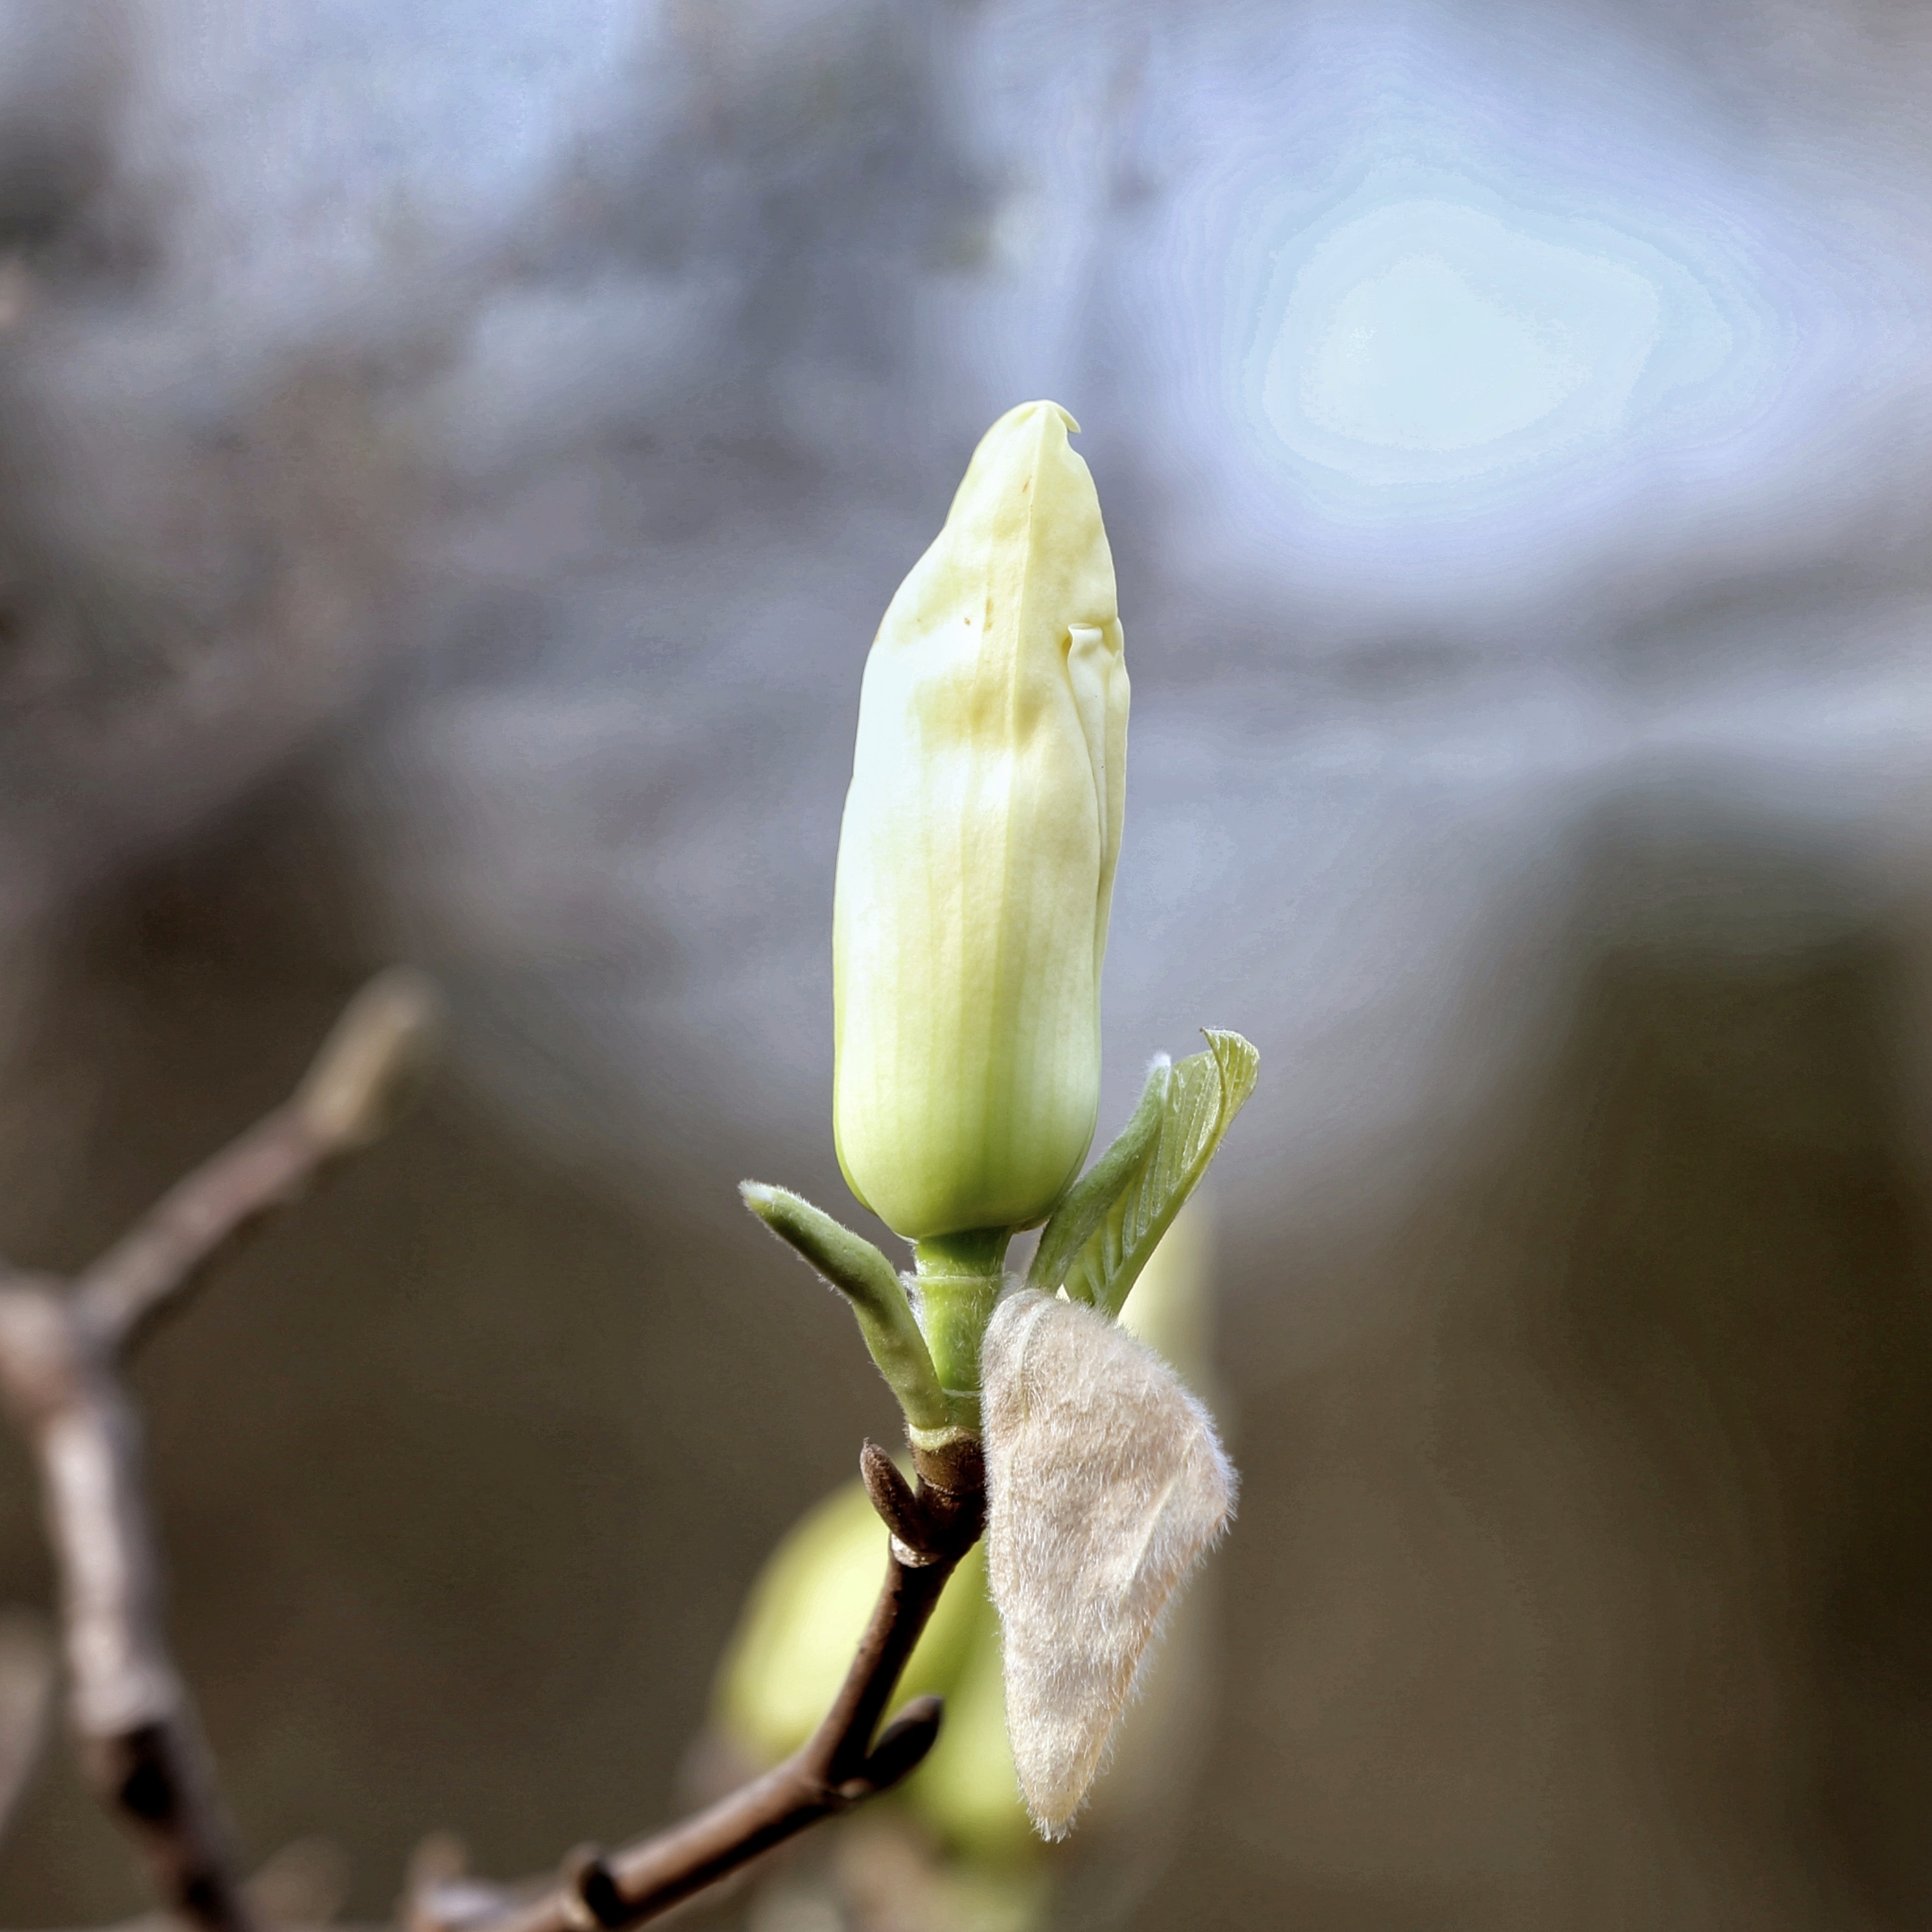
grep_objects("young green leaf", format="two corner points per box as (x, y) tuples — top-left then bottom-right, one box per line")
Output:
(740, 1183), (950, 1433)
(1026, 1058), (1171, 1301)
(1053, 1030), (1258, 1320)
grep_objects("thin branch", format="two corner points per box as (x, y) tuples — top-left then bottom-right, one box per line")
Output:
(0, 970), (441, 1932)
(0, 1273), (260, 1932)
(412, 1440), (987, 1932)
(0, 1613), (54, 1852)
(75, 970), (439, 1352)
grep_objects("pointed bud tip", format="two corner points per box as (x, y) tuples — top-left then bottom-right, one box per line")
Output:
(994, 397), (1080, 438)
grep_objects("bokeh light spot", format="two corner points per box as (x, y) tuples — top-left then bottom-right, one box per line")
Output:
(1249, 183), (1739, 489)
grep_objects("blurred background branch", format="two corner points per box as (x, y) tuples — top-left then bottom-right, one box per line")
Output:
(0, 973), (436, 1932)
(0, 1614), (53, 1853)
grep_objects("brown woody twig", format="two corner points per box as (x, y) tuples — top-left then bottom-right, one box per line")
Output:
(0, 971), (440, 1932)
(410, 1438), (985, 1932)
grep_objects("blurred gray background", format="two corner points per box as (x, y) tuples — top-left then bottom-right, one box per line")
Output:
(5, 0), (1932, 1925)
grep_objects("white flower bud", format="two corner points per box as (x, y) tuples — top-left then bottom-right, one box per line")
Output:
(833, 401), (1129, 1241)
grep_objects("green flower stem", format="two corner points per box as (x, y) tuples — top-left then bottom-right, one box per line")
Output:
(911, 1231), (1011, 1432)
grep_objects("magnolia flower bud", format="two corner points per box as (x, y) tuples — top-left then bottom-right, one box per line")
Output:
(833, 402), (1129, 1241)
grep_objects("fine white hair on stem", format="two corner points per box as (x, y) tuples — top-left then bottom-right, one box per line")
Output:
(981, 1288), (1237, 1838)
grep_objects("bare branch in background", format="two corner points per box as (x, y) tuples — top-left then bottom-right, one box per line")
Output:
(411, 1441), (986, 1932)
(0, 1614), (55, 1853)
(0, 971), (441, 1932)
(74, 971), (440, 1353)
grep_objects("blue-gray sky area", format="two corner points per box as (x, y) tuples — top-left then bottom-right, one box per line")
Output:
(9, 0), (1932, 1217)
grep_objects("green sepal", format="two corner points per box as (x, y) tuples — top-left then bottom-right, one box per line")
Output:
(1049, 1029), (1259, 1320)
(1027, 1058), (1171, 1301)
(741, 1182), (950, 1433)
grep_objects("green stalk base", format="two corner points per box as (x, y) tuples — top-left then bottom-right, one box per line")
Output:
(911, 1230), (1012, 1427)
